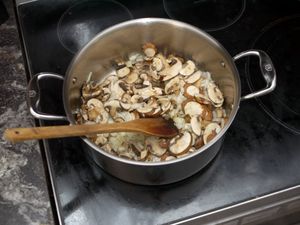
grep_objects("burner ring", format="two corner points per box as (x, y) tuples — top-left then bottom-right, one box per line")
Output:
(247, 15), (300, 134)
(57, 0), (133, 54)
(163, 0), (246, 32)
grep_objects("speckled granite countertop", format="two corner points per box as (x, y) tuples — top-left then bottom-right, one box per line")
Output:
(0, 0), (54, 224)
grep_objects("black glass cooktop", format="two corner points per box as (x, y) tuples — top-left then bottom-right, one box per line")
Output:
(16, 0), (300, 224)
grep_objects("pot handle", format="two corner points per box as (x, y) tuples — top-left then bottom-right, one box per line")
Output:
(233, 50), (276, 101)
(27, 73), (68, 121)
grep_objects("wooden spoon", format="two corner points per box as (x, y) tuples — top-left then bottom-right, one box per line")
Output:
(4, 118), (178, 143)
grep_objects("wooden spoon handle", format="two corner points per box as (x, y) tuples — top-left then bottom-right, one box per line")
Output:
(4, 122), (141, 143)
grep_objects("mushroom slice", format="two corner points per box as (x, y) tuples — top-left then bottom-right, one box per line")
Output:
(147, 97), (159, 108)
(152, 57), (163, 71)
(87, 98), (103, 109)
(104, 100), (121, 117)
(142, 42), (157, 58)
(120, 93), (132, 110)
(158, 97), (172, 114)
(115, 111), (135, 122)
(180, 60), (196, 76)
(194, 136), (204, 149)
(86, 98), (109, 123)
(169, 132), (192, 155)
(147, 107), (162, 117)
(207, 82), (224, 106)
(121, 93), (131, 103)
(139, 73), (149, 81)
(131, 94), (143, 104)
(140, 88), (155, 99)
(145, 137), (167, 156)
(201, 105), (213, 121)
(160, 57), (182, 81)
(215, 108), (226, 118)
(159, 138), (169, 149)
(136, 105), (153, 115)
(95, 135), (108, 146)
(185, 70), (202, 84)
(195, 93), (212, 105)
(100, 87), (111, 102)
(165, 156), (176, 161)
(190, 116), (202, 136)
(183, 101), (204, 117)
(203, 123), (221, 145)
(109, 80), (125, 100)
(128, 52), (143, 63)
(165, 76), (181, 95)
(140, 150), (149, 161)
(120, 102), (131, 111)
(124, 71), (138, 84)
(183, 85), (200, 99)
(117, 66), (130, 78)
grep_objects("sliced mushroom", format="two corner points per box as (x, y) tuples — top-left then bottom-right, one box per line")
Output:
(119, 93), (132, 110)
(215, 107), (224, 118)
(180, 60), (196, 76)
(165, 156), (176, 161)
(115, 111), (135, 122)
(131, 111), (140, 120)
(131, 94), (143, 104)
(86, 98), (109, 123)
(147, 97), (159, 108)
(147, 107), (162, 117)
(203, 123), (221, 144)
(136, 105), (154, 115)
(139, 73), (149, 81)
(194, 136), (204, 149)
(183, 101), (204, 117)
(142, 42), (157, 58)
(190, 116), (202, 136)
(169, 132), (192, 155)
(140, 149), (149, 161)
(185, 70), (202, 84)
(117, 66), (130, 78)
(159, 138), (169, 149)
(201, 105), (213, 121)
(104, 100), (121, 117)
(87, 98), (103, 109)
(165, 76), (181, 95)
(124, 70), (138, 84)
(160, 57), (182, 81)
(100, 87), (111, 102)
(207, 82), (224, 106)
(82, 84), (102, 99)
(109, 80), (125, 100)
(120, 102), (131, 111)
(95, 135), (108, 146)
(153, 87), (163, 96)
(183, 85), (200, 99)
(152, 57), (163, 71)
(128, 52), (143, 63)
(158, 97), (172, 114)
(195, 93), (212, 105)
(145, 137), (167, 156)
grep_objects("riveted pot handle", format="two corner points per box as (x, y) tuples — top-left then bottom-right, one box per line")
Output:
(27, 73), (67, 121)
(233, 50), (276, 101)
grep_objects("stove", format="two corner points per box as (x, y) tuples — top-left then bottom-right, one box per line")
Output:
(15, 0), (300, 224)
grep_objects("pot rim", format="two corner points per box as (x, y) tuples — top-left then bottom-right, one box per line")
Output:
(63, 18), (241, 166)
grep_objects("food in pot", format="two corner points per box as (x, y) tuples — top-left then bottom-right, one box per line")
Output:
(76, 43), (229, 162)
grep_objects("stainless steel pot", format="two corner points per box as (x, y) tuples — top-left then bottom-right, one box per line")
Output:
(27, 18), (276, 185)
